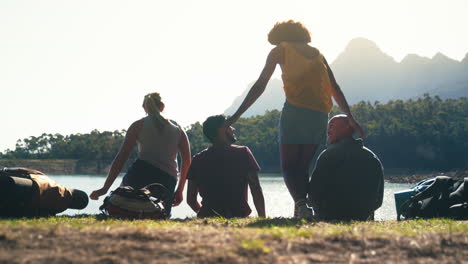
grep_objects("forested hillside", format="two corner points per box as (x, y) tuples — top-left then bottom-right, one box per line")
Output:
(219, 95), (467, 171)
(1, 130), (126, 162)
(2, 95), (467, 173)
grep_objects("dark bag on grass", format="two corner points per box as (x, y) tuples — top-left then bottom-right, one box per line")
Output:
(99, 183), (170, 219)
(398, 176), (468, 220)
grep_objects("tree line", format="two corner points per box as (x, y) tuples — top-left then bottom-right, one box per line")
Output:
(1, 130), (126, 162)
(1, 95), (467, 172)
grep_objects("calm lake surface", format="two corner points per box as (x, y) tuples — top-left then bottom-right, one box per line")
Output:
(53, 174), (412, 221)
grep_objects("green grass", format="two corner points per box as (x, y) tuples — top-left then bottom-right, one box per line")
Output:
(1, 216), (467, 263)
(1, 215), (467, 238)
(240, 238), (271, 254)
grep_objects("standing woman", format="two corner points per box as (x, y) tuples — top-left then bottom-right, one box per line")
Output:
(90, 92), (191, 217)
(226, 20), (365, 218)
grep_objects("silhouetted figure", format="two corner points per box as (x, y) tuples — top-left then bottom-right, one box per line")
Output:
(309, 115), (383, 221)
(90, 92), (191, 217)
(225, 20), (365, 219)
(186, 115), (265, 218)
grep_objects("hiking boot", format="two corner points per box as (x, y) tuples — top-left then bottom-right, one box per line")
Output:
(294, 199), (313, 219)
(297, 204), (313, 219)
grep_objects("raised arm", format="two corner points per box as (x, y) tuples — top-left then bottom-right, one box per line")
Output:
(324, 58), (366, 138)
(89, 120), (142, 200)
(172, 129), (191, 206)
(247, 171), (266, 217)
(225, 47), (280, 126)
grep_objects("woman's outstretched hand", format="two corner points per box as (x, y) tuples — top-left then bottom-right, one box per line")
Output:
(225, 115), (237, 128)
(90, 187), (108, 200)
(348, 117), (366, 138)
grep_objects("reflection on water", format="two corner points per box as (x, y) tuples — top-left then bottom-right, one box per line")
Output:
(54, 174), (412, 221)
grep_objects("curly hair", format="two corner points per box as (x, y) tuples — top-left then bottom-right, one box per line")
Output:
(268, 20), (311, 45)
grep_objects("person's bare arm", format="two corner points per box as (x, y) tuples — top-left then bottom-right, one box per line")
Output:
(173, 130), (191, 206)
(247, 171), (266, 217)
(89, 120), (142, 200)
(186, 179), (201, 213)
(226, 47), (280, 126)
(324, 58), (366, 138)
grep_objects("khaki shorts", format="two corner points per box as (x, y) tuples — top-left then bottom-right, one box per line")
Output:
(279, 101), (328, 144)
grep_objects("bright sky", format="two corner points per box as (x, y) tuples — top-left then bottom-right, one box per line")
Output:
(1, 0), (467, 152)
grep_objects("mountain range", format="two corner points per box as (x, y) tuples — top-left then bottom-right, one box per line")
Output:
(224, 38), (468, 116)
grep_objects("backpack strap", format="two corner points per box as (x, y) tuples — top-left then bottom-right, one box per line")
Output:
(411, 176), (453, 201)
(143, 183), (170, 202)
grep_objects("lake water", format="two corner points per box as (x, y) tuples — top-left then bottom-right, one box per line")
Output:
(53, 174), (412, 221)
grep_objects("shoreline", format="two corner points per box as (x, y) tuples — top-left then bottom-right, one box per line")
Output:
(0, 159), (113, 175)
(384, 170), (467, 184)
(1, 159), (466, 184)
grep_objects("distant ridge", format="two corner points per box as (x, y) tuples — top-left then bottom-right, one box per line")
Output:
(225, 38), (468, 117)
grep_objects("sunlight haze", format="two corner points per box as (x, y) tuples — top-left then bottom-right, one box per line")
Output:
(1, 0), (467, 151)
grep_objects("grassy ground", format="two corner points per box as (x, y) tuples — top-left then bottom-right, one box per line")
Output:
(0, 216), (467, 263)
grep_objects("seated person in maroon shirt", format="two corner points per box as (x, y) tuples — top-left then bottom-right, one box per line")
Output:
(186, 115), (266, 218)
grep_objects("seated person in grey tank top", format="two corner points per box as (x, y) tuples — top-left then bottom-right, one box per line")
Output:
(90, 92), (191, 217)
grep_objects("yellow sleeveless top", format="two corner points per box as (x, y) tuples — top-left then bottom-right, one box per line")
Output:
(280, 42), (334, 113)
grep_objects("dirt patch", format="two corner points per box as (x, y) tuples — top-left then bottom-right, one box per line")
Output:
(0, 225), (467, 264)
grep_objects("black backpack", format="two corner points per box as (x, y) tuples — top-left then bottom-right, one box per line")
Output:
(398, 176), (468, 220)
(99, 183), (170, 219)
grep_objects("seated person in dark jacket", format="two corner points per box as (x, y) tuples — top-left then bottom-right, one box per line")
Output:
(0, 167), (88, 217)
(186, 115), (266, 218)
(308, 115), (384, 221)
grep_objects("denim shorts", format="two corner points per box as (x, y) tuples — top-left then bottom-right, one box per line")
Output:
(279, 101), (328, 144)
